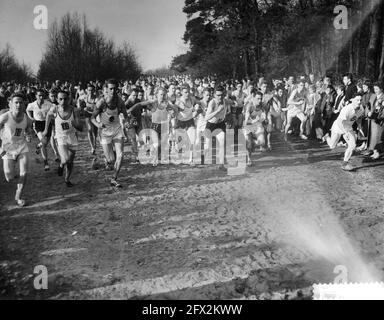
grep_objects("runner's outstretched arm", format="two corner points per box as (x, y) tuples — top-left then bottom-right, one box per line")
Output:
(72, 108), (83, 132)
(126, 100), (153, 114)
(91, 102), (105, 129)
(42, 107), (55, 137)
(25, 117), (33, 142)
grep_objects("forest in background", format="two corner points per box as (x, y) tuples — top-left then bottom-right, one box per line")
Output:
(0, 44), (33, 83)
(38, 13), (142, 82)
(171, 0), (384, 81)
(1, 12), (142, 83)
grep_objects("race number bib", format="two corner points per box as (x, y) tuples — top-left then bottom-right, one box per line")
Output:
(14, 128), (23, 137)
(61, 122), (70, 130)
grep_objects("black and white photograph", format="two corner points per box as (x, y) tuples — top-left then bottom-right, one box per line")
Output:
(1, 0), (384, 304)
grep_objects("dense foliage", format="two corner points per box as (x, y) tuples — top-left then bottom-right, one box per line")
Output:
(172, 0), (384, 81)
(0, 44), (33, 83)
(38, 13), (142, 82)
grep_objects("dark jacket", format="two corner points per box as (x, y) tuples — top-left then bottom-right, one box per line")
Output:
(344, 84), (358, 103)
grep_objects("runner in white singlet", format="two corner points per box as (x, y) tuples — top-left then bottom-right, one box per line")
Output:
(78, 84), (98, 155)
(26, 89), (53, 171)
(244, 90), (267, 166)
(43, 90), (83, 187)
(0, 93), (33, 207)
(91, 79), (129, 188)
(127, 88), (176, 166)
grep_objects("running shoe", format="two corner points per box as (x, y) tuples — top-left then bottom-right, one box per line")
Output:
(342, 163), (355, 172)
(105, 162), (113, 171)
(371, 151), (380, 160)
(321, 134), (329, 143)
(300, 134), (308, 140)
(44, 161), (50, 171)
(15, 199), (26, 207)
(362, 150), (373, 157)
(110, 179), (122, 188)
(65, 181), (74, 188)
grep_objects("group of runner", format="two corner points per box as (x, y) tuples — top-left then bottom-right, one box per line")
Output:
(1, 73), (383, 207)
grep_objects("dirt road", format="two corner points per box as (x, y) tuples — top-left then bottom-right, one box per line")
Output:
(1, 132), (384, 300)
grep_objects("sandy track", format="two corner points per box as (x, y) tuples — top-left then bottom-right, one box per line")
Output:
(1, 132), (384, 299)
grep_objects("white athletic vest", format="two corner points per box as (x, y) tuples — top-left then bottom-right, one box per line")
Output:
(151, 101), (169, 124)
(54, 107), (76, 140)
(1, 112), (28, 153)
(177, 97), (194, 121)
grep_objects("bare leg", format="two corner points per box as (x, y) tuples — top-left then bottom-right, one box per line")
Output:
(112, 140), (124, 180)
(15, 154), (28, 205)
(102, 143), (115, 168)
(65, 148), (76, 184)
(187, 126), (196, 164)
(50, 136), (59, 161)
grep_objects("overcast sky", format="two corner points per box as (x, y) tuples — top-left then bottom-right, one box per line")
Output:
(0, 0), (188, 74)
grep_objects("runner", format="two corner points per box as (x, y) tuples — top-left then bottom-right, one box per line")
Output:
(91, 79), (128, 188)
(259, 81), (274, 151)
(124, 89), (141, 163)
(26, 89), (54, 171)
(285, 80), (308, 140)
(194, 87), (212, 163)
(244, 90), (267, 166)
(269, 85), (285, 137)
(0, 93), (33, 207)
(78, 84), (98, 155)
(175, 85), (201, 165)
(127, 87), (176, 166)
(47, 89), (60, 163)
(167, 84), (178, 154)
(231, 82), (246, 131)
(43, 90), (83, 187)
(323, 93), (365, 171)
(205, 86), (230, 169)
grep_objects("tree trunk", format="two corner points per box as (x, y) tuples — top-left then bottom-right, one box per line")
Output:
(244, 50), (249, 78)
(365, 3), (383, 79)
(303, 48), (310, 75)
(378, 4), (384, 81)
(349, 39), (354, 74)
(354, 9), (363, 76)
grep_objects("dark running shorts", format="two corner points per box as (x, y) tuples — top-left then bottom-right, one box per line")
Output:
(34, 121), (53, 138)
(206, 121), (226, 133)
(176, 118), (195, 130)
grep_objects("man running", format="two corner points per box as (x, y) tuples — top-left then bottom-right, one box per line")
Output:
(47, 89), (60, 163)
(285, 80), (308, 140)
(124, 89), (141, 163)
(194, 87), (212, 163)
(26, 89), (54, 171)
(244, 90), (267, 166)
(205, 86), (229, 169)
(127, 88), (176, 166)
(43, 90), (83, 187)
(91, 79), (128, 188)
(231, 82), (246, 130)
(175, 85), (201, 165)
(78, 84), (98, 155)
(323, 93), (365, 171)
(0, 93), (33, 207)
